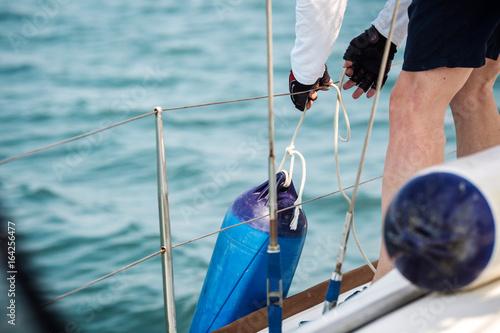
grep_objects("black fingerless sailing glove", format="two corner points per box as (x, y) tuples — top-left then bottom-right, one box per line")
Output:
(343, 26), (397, 92)
(289, 66), (331, 111)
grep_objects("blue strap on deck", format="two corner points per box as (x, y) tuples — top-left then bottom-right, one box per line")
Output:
(325, 277), (341, 303)
(323, 272), (342, 313)
(267, 248), (283, 332)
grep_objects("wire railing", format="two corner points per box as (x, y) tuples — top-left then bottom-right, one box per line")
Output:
(0, 89), (321, 167)
(37, 175), (384, 307)
(0, 87), (385, 296)
(41, 249), (165, 307)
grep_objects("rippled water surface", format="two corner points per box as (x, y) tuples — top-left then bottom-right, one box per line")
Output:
(1, 1), (498, 332)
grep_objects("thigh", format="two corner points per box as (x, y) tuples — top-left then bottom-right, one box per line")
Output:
(392, 67), (473, 116)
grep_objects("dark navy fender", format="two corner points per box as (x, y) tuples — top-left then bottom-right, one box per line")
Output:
(384, 172), (495, 291)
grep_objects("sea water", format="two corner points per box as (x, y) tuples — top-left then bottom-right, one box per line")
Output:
(0, 0), (496, 332)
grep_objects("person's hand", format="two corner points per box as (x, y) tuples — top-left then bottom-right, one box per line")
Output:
(289, 66), (332, 111)
(343, 26), (397, 99)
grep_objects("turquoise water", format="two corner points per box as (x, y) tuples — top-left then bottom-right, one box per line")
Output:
(1, 1), (498, 332)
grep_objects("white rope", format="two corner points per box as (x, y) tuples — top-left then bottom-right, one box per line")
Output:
(330, 69), (376, 273)
(278, 106), (308, 173)
(277, 97), (311, 230)
(273, 69), (377, 270)
(331, 69), (352, 203)
(286, 148), (306, 230)
(278, 141), (307, 230)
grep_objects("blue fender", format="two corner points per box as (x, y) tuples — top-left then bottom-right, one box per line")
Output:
(190, 172), (307, 332)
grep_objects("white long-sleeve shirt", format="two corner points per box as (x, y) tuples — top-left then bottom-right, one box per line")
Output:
(291, 0), (412, 85)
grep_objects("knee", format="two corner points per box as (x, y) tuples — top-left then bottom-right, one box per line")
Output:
(450, 84), (494, 113)
(450, 64), (498, 113)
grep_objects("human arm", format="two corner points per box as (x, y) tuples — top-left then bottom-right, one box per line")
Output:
(289, 0), (348, 110)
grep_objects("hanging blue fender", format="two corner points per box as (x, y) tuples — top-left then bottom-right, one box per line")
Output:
(190, 172), (307, 332)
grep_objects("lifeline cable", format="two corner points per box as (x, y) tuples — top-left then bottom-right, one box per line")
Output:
(0, 66), (407, 168)
(42, 150), (455, 308)
(41, 175), (383, 307)
(42, 249), (164, 307)
(0, 77), (359, 169)
(0, 112), (155, 166)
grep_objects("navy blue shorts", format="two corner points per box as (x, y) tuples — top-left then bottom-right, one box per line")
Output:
(403, 0), (500, 71)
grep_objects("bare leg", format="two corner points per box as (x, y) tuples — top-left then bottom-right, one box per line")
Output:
(372, 67), (473, 282)
(450, 58), (500, 158)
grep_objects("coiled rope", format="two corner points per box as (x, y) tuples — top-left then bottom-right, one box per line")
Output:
(276, 68), (375, 271)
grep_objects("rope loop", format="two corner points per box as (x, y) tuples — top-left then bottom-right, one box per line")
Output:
(332, 68), (352, 204)
(279, 144), (306, 230)
(278, 110), (308, 230)
(330, 69), (375, 274)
